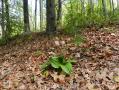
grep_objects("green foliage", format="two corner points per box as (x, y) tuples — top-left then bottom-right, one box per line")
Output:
(41, 56), (76, 75)
(63, 0), (119, 33)
(10, 18), (23, 37)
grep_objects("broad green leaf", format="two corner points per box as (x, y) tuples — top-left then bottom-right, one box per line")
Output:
(58, 56), (65, 63)
(60, 62), (72, 75)
(50, 59), (60, 69)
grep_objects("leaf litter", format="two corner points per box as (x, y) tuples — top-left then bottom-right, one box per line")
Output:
(0, 26), (119, 90)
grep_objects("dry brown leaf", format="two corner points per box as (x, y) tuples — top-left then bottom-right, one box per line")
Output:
(114, 76), (119, 83)
(50, 72), (59, 82)
(50, 73), (65, 83)
(86, 83), (101, 90)
(58, 74), (65, 84)
(55, 41), (60, 46)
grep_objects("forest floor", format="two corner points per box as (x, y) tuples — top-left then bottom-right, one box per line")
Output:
(0, 25), (119, 90)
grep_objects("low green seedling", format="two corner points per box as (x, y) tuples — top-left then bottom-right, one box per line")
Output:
(41, 56), (76, 75)
(0, 38), (7, 45)
(33, 50), (42, 57)
(73, 35), (86, 46)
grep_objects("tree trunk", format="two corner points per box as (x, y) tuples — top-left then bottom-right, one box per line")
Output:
(57, 0), (62, 25)
(117, 0), (119, 9)
(109, 0), (112, 12)
(5, 0), (10, 37)
(102, 0), (107, 16)
(23, 0), (30, 33)
(39, 0), (43, 31)
(111, 0), (114, 14)
(88, 0), (94, 14)
(46, 0), (56, 34)
(35, 0), (37, 31)
(1, 0), (5, 37)
(81, 0), (85, 14)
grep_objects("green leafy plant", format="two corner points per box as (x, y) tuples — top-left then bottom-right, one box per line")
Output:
(41, 56), (76, 75)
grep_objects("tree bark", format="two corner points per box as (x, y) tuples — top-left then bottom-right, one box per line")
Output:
(23, 0), (30, 33)
(46, 0), (56, 34)
(1, 0), (5, 37)
(39, 0), (43, 31)
(88, 0), (94, 14)
(57, 0), (62, 24)
(5, 0), (10, 37)
(81, 0), (85, 14)
(102, 0), (107, 16)
(35, 0), (37, 31)
(111, 0), (114, 14)
(117, 0), (119, 9)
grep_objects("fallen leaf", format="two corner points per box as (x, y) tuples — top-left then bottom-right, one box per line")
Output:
(50, 73), (65, 83)
(114, 76), (119, 83)
(58, 74), (65, 84)
(55, 41), (60, 46)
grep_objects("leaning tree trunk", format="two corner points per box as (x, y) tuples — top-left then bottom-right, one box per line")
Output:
(46, 0), (56, 34)
(23, 0), (30, 33)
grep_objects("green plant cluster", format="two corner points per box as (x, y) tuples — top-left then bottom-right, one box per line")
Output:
(41, 56), (76, 75)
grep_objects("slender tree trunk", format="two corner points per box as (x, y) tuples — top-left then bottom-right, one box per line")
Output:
(5, 0), (10, 37)
(46, 0), (56, 34)
(81, 0), (85, 14)
(102, 0), (107, 16)
(1, 0), (5, 37)
(39, 0), (43, 31)
(109, 0), (112, 12)
(57, 0), (62, 25)
(111, 0), (114, 14)
(23, 0), (30, 33)
(88, 0), (94, 14)
(35, 0), (37, 31)
(117, 0), (119, 9)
